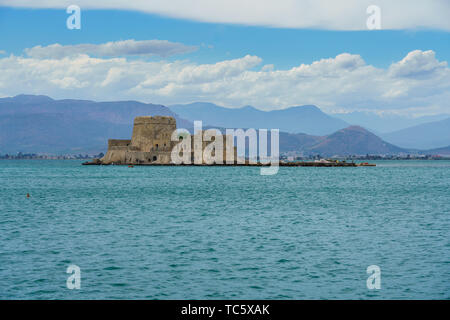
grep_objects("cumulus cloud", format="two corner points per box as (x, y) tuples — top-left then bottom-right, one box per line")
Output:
(1, 0), (449, 31)
(24, 40), (197, 59)
(0, 50), (448, 116)
(389, 50), (448, 78)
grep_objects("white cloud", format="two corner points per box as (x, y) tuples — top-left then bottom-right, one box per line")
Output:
(1, 0), (449, 31)
(388, 50), (448, 78)
(0, 50), (449, 116)
(24, 40), (197, 59)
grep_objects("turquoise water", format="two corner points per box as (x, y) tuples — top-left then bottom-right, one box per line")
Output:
(0, 160), (449, 299)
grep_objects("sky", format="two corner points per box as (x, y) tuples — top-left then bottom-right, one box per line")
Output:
(0, 0), (449, 116)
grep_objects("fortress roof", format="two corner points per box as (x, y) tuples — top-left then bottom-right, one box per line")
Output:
(133, 116), (176, 125)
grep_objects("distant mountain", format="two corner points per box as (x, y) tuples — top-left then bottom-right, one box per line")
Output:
(170, 102), (349, 135)
(201, 126), (402, 156)
(381, 118), (450, 149)
(304, 126), (406, 156)
(0, 113), (131, 154)
(421, 145), (450, 156)
(0, 94), (412, 156)
(0, 94), (192, 153)
(334, 111), (450, 134)
(0, 94), (191, 127)
(278, 132), (323, 153)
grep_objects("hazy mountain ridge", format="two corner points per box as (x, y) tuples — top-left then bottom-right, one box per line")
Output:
(0, 113), (131, 153)
(172, 102), (450, 150)
(0, 94), (191, 127)
(420, 145), (450, 156)
(170, 102), (349, 136)
(0, 95), (192, 153)
(305, 126), (406, 156)
(0, 95), (446, 156)
(381, 117), (450, 149)
(334, 111), (450, 134)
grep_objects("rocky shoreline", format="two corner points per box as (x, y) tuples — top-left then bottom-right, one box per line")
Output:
(82, 160), (368, 167)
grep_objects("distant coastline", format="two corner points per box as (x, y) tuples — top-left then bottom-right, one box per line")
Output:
(1, 153), (449, 161)
(0, 152), (104, 160)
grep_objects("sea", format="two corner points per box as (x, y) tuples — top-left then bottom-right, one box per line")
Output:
(0, 160), (449, 299)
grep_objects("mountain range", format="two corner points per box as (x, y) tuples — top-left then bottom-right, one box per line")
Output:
(0, 95), (448, 156)
(334, 111), (450, 134)
(381, 117), (450, 149)
(170, 102), (349, 136)
(0, 95), (190, 153)
(421, 145), (450, 156)
(170, 102), (450, 150)
(304, 126), (406, 156)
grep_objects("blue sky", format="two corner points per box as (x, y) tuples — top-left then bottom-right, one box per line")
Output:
(0, 2), (449, 116)
(1, 7), (449, 69)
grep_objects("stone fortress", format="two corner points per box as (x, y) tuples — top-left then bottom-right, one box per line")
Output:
(97, 116), (236, 165)
(85, 115), (369, 168)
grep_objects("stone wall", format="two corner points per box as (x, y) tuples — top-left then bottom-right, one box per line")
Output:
(130, 116), (176, 153)
(108, 139), (131, 148)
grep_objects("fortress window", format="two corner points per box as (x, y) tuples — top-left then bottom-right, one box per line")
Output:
(155, 144), (159, 149)
(153, 156), (157, 161)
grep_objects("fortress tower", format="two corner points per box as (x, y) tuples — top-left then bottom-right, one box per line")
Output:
(130, 116), (176, 152)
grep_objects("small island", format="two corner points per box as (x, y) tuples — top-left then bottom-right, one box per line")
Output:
(83, 116), (374, 167)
